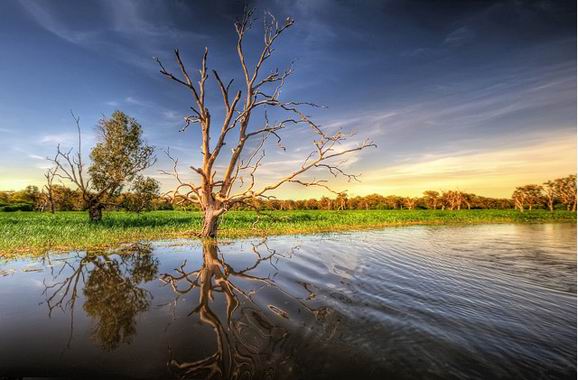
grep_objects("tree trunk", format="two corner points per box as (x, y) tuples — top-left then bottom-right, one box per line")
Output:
(47, 192), (55, 214)
(201, 210), (220, 239)
(88, 204), (103, 222)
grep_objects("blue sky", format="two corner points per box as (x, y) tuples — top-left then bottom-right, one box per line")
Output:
(0, 0), (575, 197)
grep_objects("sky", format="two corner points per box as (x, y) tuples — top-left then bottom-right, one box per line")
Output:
(0, 0), (575, 198)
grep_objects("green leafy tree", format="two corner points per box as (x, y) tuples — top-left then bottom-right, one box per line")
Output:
(83, 251), (158, 350)
(50, 111), (155, 221)
(126, 176), (161, 213)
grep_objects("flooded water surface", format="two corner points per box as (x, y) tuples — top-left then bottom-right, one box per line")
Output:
(0, 224), (576, 379)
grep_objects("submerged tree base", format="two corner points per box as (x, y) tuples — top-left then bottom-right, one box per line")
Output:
(0, 209), (575, 257)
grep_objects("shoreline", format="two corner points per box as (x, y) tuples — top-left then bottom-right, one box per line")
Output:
(1, 209), (575, 258)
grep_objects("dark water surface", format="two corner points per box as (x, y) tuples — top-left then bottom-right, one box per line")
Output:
(0, 224), (576, 379)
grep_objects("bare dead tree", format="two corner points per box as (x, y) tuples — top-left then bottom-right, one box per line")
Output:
(161, 239), (329, 378)
(42, 163), (58, 213)
(156, 10), (375, 238)
(49, 112), (101, 219)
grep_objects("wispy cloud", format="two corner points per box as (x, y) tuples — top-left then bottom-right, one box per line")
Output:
(443, 26), (475, 47)
(18, 0), (207, 72)
(39, 133), (78, 144)
(353, 132), (576, 197)
(162, 110), (179, 120)
(125, 96), (146, 106)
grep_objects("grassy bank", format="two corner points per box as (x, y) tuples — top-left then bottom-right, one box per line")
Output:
(0, 209), (575, 257)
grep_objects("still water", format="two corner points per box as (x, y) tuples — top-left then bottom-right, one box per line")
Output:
(0, 224), (576, 379)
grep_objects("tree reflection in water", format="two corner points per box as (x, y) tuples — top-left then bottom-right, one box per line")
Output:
(42, 243), (159, 351)
(161, 239), (318, 380)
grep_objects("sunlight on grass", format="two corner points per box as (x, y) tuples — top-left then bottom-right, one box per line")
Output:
(0, 209), (575, 257)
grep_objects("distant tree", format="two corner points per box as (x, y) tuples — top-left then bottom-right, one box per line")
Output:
(336, 192), (348, 211)
(0, 191), (9, 207)
(462, 193), (476, 210)
(441, 190), (464, 210)
(42, 165), (58, 213)
(319, 196), (333, 210)
(383, 195), (401, 209)
(512, 184), (543, 212)
(10, 185), (40, 208)
(554, 175), (576, 211)
(423, 190), (440, 210)
(52, 185), (83, 211)
(512, 188), (527, 212)
(50, 111), (155, 221)
(402, 197), (417, 210)
(305, 198), (319, 210)
(524, 185), (543, 210)
(126, 176), (160, 213)
(542, 180), (557, 212)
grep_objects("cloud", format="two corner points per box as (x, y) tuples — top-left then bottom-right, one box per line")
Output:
(125, 96), (146, 106)
(18, 0), (208, 72)
(18, 0), (93, 44)
(353, 133), (576, 197)
(162, 110), (179, 120)
(39, 133), (78, 144)
(443, 26), (475, 47)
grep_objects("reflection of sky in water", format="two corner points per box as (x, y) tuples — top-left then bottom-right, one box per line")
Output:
(0, 224), (576, 379)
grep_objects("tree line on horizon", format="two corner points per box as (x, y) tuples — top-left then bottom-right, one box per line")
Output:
(1, 174), (575, 213)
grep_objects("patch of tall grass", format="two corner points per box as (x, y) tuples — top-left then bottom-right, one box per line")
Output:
(0, 209), (574, 257)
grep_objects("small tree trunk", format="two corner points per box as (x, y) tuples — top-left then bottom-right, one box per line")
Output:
(88, 204), (103, 222)
(201, 209), (220, 239)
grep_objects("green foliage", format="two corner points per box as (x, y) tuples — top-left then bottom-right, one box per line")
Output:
(0, 209), (575, 256)
(0, 203), (34, 212)
(82, 249), (158, 350)
(89, 111), (155, 194)
(125, 176), (161, 213)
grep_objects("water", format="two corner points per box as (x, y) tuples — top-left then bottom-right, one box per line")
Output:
(0, 224), (575, 379)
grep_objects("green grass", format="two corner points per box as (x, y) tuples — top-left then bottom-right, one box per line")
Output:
(0, 209), (575, 257)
